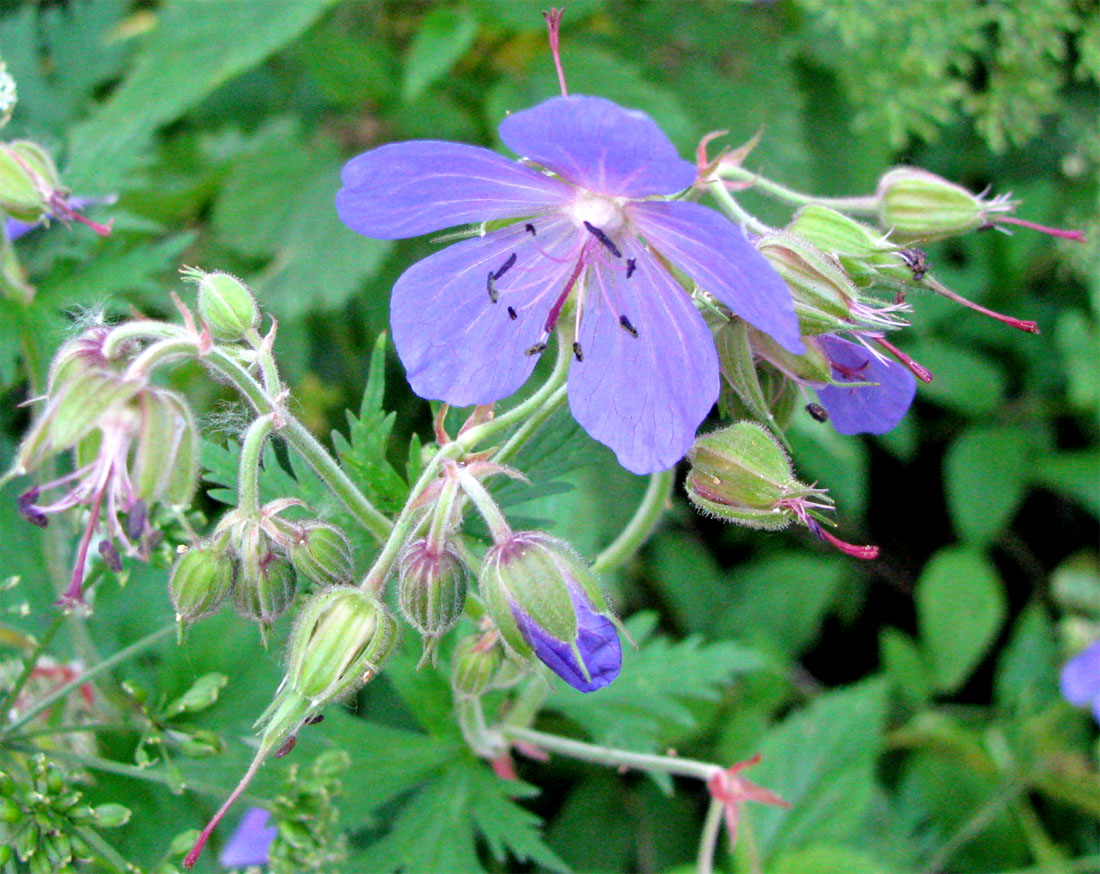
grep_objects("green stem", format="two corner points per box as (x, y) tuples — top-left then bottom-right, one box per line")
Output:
(123, 337), (200, 381)
(456, 697), (504, 759)
(102, 321), (188, 359)
(716, 165), (880, 214)
(706, 180), (774, 236)
(2, 624), (175, 738)
(5, 722), (138, 741)
(71, 825), (131, 874)
(0, 605), (69, 724)
(237, 415), (274, 516)
(492, 331), (572, 465)
(457, 470), (512, 543)
(501, 677), (550, 730)
(245, 327), (281, 395)
(502, 725), (720, 783)
(921, 775), (1028, 874)
(591, 469), (673, 574)
(425, 477), (460, 553)
(697, 796), (725, 874)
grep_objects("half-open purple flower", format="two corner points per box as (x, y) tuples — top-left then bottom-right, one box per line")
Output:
(219, 806), (277, 869)
(337, 95), (801, 474)
(814, 335), (917, 435)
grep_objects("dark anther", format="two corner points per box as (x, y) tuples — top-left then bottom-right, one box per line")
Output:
(525, 223), (537, 236)
(17, 490), (47, 528)
(99, 540), (123, 572)
(573, 341), (584, 362)
(507, 306), (517, 320)
(619, 314), (638, 338)
(899, 247), (927, 281)
(304, 713), (325, 725)
(126, 499), (147, 540)
(582, 221), (622, 258)
(626, 258), (636, 279)
(486, 272), (499, 303)
(274, 735), (297, 758)
(806, 403), (829, 423)
(525, 342), (547, 356)
(492, 252), (517, 281)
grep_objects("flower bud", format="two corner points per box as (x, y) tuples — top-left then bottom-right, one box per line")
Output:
(757, 233), (857, 335)
(132, 388), (199, 508)
(232, 525), (297, 630)
(169, 540), (236, 625)
(686, 422), (812, 529)
(787, 205), (912, 285)
(397, 539), (468, 639)
(479, 531), (621, 692)
(48, 368), (144, 451)
(747, 329), (831, 384)
(0, 140), (56, 222)
(288, 521), (354, 587)
(46, 326), (114, 394)
(876, 167), (991, 241)
(450, 633), (503, 699)
(193, 270), (260, 342)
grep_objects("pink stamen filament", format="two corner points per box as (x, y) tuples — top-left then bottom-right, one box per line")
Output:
(873, 337), (934, 383)
(48, 193), (113, 237)
(994, 215), (1085, 242)
(544, 9), (568, 97)
(59, 481), (108, 607)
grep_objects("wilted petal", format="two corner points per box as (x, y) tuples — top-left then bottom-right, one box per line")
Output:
(337, 141), (572, 240)
(815, 335), (916, 435)
(569, 243), (718, 474)
(515, 593), (621, 692)
(391, 220), (580, 407)
(629, 200), (804, 355)
(219, 807), (276, 869)
(1061, 640), (1100, 723)
(499, 95), (696, 199)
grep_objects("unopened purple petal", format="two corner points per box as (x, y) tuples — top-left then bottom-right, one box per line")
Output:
(629, 201), (803, 354)
(391, 219), (580, 406)
(5, 217), (38, 241)
(815, 336), (916, 435)
(337, 141), (572, 240)
(514, 591), (621, 692)
(1061, 640), (1100, 723)
(219, 807), (276, 869)
(499, 95), (696, 198)
(568, 242), (718, 474)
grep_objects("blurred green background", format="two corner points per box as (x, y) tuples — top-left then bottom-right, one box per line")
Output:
(0, 1), (1097, 872)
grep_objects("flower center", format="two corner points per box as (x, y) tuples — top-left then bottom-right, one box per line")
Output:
(567, 192), (624, 238)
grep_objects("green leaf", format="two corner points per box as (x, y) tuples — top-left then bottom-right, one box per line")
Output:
(879, 627), (932, 709)
(944, 424), (1032, 544)
(769, 843), (898, 874)
(916, 547), (1007, 693)
(65, 0), (336, 191)
(994, 602), (1059, 715)
(1033, 450), (1100, 517)
(200, 437), (326, 510)
(402, 7), (480, 103)
(903, 338), (1007, 416)
(547, 612), (766, 753)
(745, 679), (889, 862)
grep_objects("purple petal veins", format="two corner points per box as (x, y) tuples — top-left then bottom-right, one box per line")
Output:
(815, 335), (916, 435)
(513, 592), (622, 693)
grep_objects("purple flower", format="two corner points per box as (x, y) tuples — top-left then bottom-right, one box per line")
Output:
(219, 807), (277, 869)
(337, 95), (801, 474)
(814, 335), (916, 435)
(1060, 640), (1100, 724)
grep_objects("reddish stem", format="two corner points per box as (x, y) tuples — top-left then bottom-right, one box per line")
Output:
(544, 8), (568, 97)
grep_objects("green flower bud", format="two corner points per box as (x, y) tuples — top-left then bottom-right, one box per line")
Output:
(0, 796), (21, 824)
(686, 423), (814, 530)
(758, 233), (858, 335)
(92, 803), (131, 828)
(132, 388), (200, 508)
(0, 844), (11, 867)
(787, 204), (913, 285)
(169, 541), (235, 625)
(232, 525), (297, 630)
(397, 539), (468, 639)
(747, 329), (831, 384)
(288, 521), (354, 587)
(0, 140), (55, 222)
(46, 326), (114, 395)
(876, 166), (992, 242)
(192, 270), (260, 342)
(450, 633), (503, 699)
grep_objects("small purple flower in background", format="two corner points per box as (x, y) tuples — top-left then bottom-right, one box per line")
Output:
(1060, 640), (1100, 723)
(337, 95), (801, 474)
(219, 807), (277, 869)
(814, 334), (917, 435)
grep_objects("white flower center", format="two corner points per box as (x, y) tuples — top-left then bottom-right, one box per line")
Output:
(567, 192), (625, 238)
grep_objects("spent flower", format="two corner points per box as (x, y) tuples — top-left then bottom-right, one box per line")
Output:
(337, 94), (801, 473)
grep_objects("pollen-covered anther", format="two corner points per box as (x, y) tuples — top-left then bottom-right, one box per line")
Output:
(525, 342), (547, 356)
(572, 341), (584, 362)
(486, 273), (499, 303)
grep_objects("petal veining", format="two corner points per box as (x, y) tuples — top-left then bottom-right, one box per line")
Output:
(391, 220), (581, 407)
(499, 95), (696, 198)
(337, 141), (572, 240)
(815, 335), (916, 434)
(629, 200), (804, 355)
(568, 240), (719, 474)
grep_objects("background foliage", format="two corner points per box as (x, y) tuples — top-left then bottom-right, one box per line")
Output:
(0, 1), (1097, 872)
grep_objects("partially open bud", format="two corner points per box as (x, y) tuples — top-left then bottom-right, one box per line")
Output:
(131, 388), (199, 508)
(288, 521), (354, 587)
(787, 205), (913, 285)
(748, 328), (832, 385)
(877, 167), (1000, 242)
(757, 234), (858, 335)
(46, 326), (115, 394)
(397, 539), (468, 654)
(686, 422), (816, 530)
(169, 539), (236, 627)
(190, 270), (260, 342)
(231, 524), (297, 631)
(450, 633), (504, 699)
(0, 140), (58, 222)
(479, 531), (621, 693)
(48, 368), (144, 452)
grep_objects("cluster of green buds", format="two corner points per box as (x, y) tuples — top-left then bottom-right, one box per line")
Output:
(265, 750), (351, 873)
(0, 756), (130, 874)
(685, 422), (878, 559)
(9, 325), (199, 608)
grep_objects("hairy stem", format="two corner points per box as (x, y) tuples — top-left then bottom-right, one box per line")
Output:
(716, 164), (879, 214)
(236, 415), (274, 516)
(697, 796), (725, 874)
(592, 468), (673, 574)
(706, 180), (774, 236)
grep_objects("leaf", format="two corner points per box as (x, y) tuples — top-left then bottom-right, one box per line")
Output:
(200, 438), (323, 510)
(769, 843), (899, 874)
(333, 333), (410, 515)
(743, 679), (889, 863)
(994, 602), (1059, 715)
(879, 627), (932, 709)
(903, 338), (1007, 416)
(402, 6), (480, 103)
(944, 424), (1032, 544)
(1033, 450), (1100, 517)
(547, 613), (767, 753)
(916, 547), (1007, 693)
(64, 0), (336, 191)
